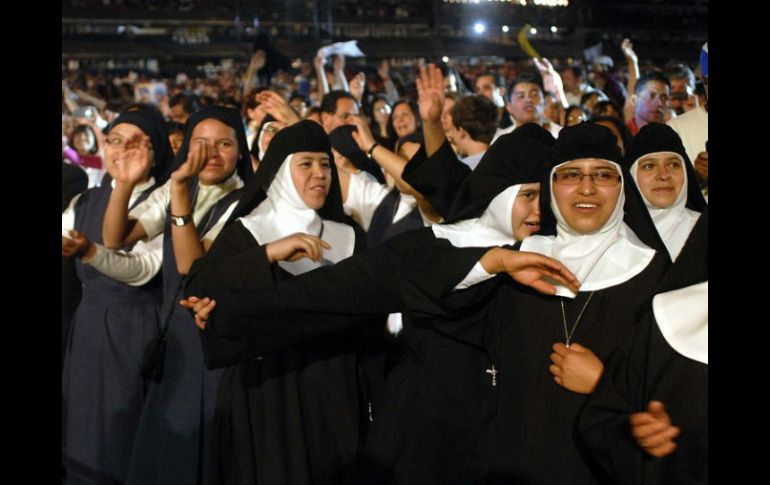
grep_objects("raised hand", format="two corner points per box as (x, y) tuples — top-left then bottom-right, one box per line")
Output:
(171, 138), (211, 183)
(621, 38), (638, 63)
(416, 63), (445, 123)
(348, 115), (377, 152)
(631, 401), (681, 458)
(549, 342), (604, 394)
(265, 233), (332, 264)
(248, 50), (267, 72)
(112, 133), (153, 185)
(533, 57), (564, 100)
(255, 90), (301, 125)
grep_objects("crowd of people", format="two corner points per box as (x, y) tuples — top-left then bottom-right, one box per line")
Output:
(62, 37), (708, 485)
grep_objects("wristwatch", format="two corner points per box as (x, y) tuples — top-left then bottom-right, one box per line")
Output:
(170, 214), (193, 226)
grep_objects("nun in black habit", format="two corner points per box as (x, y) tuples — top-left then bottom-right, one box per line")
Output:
(442, 122), (672, 484)
(61, 107), (173, 485)
(621, 123), (707, 261)
(183, 124), (581, 484)
(578, 208), (707, 485)
(99, 106), (252, 485)
(183, 120), (372, 485)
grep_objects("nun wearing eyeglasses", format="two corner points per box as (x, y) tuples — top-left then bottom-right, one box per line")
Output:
(100, 106), (252, 485)
(441, 122), (671, 484)
(61, 105), (173, 485)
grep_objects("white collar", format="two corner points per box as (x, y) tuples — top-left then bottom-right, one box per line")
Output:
(653, 281), (708, 364)
(520, 161), (656, 298)
(239, 154), (355, 275)
(432, 185), (521, 248)
(630, 152), (698, 261)
(195, 171), (243, 214)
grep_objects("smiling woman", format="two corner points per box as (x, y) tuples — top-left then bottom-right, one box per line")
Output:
(622, 123), (706, 261)
(551, 158), (622, 235)
(290, 151), (333, 210)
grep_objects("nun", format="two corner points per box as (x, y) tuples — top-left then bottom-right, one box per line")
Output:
(622, 123), (707, 261)
(183, 120), (368, 485)
(100, 105), (251, 485)
(182, 124), (581, 484)
(61, 106), (173, 485)
(444, 122), (671, 483)
(578, 207), (707, 485)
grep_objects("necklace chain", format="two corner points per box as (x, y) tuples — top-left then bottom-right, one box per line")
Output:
(560, 292), (595, 347)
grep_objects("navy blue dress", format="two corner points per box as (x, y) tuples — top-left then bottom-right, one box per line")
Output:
(125, 188), (242, 485)
(62, 184), (162, 485)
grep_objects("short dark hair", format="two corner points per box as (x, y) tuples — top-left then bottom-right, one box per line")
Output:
(320, 90), (358, 114)
(169, 93), (199, 114)
(289, 92), (311, 106)
(589, 116), (632, 154)
(562, 65), (584, 80)
(450, 95), (498, 144)
(667, 63), (696, 90)
(580, 90), (608, 106)
(635, 71), (670, 95)
(506, 73), (545, 101)
(165, 121), (185, 135)
(476, 71), (504, 87)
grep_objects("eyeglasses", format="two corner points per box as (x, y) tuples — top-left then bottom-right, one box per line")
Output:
(553, 169), (622, 186)
(263, 125), (282, 135)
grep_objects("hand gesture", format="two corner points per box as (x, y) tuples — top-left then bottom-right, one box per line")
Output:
(378, 59), (390, 80)
(349, 72), (366, 103)
(549, 342), (604, 394)
(348, 115), (377, 152)
(171, 138), (211, 183)
(333, 54), (345, 72)
(265, 233), (332, 264)
(314, 50), (326, 71)
(62, 230), (93, 259)
(621, 38), (638, 63)
(255, 90), (301, 125)
(694, 151), (708, 182)
(416, 63), (445, 123)
(484, 248), (580, 295)
(112, 133), (153, 185)
(248, 50), (267, 72)
(179, 296), (216, 330)
(630, 401), (681, 457)
(533, 57), (564, 98)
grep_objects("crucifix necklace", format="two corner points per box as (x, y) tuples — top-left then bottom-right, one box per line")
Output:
(486, 364), (498, 387)
(560, 291), (595, 348)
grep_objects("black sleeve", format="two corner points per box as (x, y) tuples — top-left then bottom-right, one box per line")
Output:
(62, 162), (88, 212)
(577, 309), (651, 485)
(188, 228), (493, 366)
(401, 141), (472, 219)
(185, 222), (283, 368)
